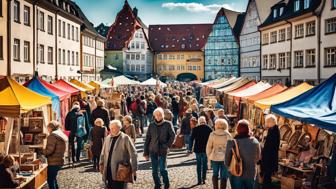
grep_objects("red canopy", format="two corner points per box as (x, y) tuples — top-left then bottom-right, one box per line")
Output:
(227, 81), (257, 94)
(53, 79), (80, 95)
(39, 78), (71, 101)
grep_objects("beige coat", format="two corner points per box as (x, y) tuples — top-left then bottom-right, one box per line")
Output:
(206, 130), (232, 162)
(100, 132), (138, 183)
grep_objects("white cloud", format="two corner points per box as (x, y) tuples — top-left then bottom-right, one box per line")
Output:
(162, 2), (234, 13)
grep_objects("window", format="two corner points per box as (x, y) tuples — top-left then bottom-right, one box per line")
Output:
(141, 42), (145, 49)
(13, 39), (20, 61)
(286, 52), (291, 68)
(306, 49), (315, 67)
(140, 65), (145, 72)
(325, 47), (336, 67)
(169, 65), (174, 71)
(67, 24), (70, 39)
(0, 0), (2, 17)
(262, 33), (269, 45)
(47, 47), (53, 64)
(280, 7), (284, 16)
(270, 31), (277, 43)
(76, 52), (79, 66)
(126, 54), (130, 60)
(23, 6), (30, 26)
(47, 16), (53, 34)
(58, 49), (61, 64)
(304, 0), (310, 9)
(273, 9), (277, 18)
(71, 25), (74, 40)
(24, 41), (30, 62)
(67, 50), (70, 65)
(38, 11), (44, 31)
(334, 0), (336, 8)
(39, 44), (44, 63)
(62, 21), (65, 38)
(325, 18), (336, 34)
(181, 44), (185, 49)
(131, 54), (135, 60)
(76, 27), (79, 41)
(295, 24), (304, 38)
(294, 51), (304, 67)
(62, 50), (65, 65)
(279, 29), (286, 42)
(58, 20), (61, 36)
(0, 36), (3, 60)
(306, 21), (315, 36)
(279, 53), (286, 69)
(136, 54), (140, 60)
(135, 42), (139, 49)
(141, 54), (145, 60)
(294, 0), (300, 11)
(262, 55), (268, 69)
(287, 27), (291, 40)
(71, 51), (74, 65)
(139, 33), (143, 38)
(130, 42), (135, 49)
(14, 1), (20, 23)
(169, 55), (174, 60)
(269, 54), (276, 69)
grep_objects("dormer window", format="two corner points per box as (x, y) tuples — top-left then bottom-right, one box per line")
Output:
(304, 0), (310, 9)
(280, 7), (284, 16)
(333, 0), (336, 8)
(294, 0), (300, 11)
(273, 9), (277, 18)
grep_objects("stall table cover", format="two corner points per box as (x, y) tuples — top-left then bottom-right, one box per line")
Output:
(271, 74), (336, 132)
(255, 83), (314, 110)
(0, 77), (51, 117)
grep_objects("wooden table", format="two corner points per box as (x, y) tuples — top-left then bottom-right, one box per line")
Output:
(16, 164), (47, 189)
(279, 162), (314, 174)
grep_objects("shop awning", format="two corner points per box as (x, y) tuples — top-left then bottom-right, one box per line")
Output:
(211, 77), (239, 89)
(255, 82), (314, 110)
(0, 77), (51, 117)
(206, 77), (229, 87)
(271, 74), (336, 132)
(242, 84), (288, 104)
(24, 77), (61, 119)
(88, 81), (113, 90)
(228, 81), (272, 98)
(141, 78), (167, 88)
(53, 79), (81, 95)
(217, 79), (254, 93)
(70, 79), (95, 92)
(103, 75), (140, 87)
(199, 77), (226, 86)
(39, 78), (71, 101)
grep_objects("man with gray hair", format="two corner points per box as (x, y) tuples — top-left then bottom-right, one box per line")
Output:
(260, 114), (280, 189)
(189, 116), (213, 185)
(144, 107), (175, 189)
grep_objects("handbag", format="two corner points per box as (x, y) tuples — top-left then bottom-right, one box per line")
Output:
(116, 162), (133, 183)
(228, 139), (243, 177)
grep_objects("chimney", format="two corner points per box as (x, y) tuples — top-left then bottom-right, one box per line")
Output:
(133, 7), (138, 17)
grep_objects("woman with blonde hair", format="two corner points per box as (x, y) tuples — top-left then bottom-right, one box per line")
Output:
(91, 118), (107, 171)
(122, 115), (137, 143)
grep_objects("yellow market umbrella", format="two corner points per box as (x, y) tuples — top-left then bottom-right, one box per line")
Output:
(0, 77), (52, 117)
(70, 79), (95, 92)
(254, 82), (314, 110)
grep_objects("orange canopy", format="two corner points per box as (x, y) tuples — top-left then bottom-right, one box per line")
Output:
(243, 84), (288, 104)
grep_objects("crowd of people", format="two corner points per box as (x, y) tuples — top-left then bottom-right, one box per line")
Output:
(2, 82), (329, 189)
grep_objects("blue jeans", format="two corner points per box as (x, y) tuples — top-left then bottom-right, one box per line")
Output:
(212, 161), (229, 180)
(147, 113), (153, 125)
(195, 153), (207, 183)
(150, 154), (169, 188)
(172, 112), (178, 126)
(184, 134), (191, 152)
(230, 176), (255, 189)
(47, 165), (62, 189)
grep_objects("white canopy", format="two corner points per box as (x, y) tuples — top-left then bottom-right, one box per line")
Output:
(141, 78), (167, 88)
(102, 75), (140, 87)
(228, 81), (272, 97)
(211, 77), (239, 89)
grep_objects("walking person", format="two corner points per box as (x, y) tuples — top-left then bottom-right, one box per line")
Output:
(91, 118), (108, 172)
(122, 115), (137, 143)
(225, 120), (261, 189)
(146, 95), (157, 125)
(144, 108), (176, 189)
(92, 100), (110, 131)
(206, 119), (232, 189)
(42, 121), (68, 189)
(171, 96), (179, 127)
(99, 120), (138, 189)
(260, 114), (280, 189)
(181, 109), (192, 153)
(189, 116), (213, 185)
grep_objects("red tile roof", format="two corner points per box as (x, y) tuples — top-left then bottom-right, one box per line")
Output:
(105, 1), (144, 51)
(149, 24), (213, 52)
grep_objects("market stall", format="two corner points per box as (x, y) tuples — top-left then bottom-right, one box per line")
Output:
(141, 77), (167, 88)
(70, 79), (95, 94)
(102, 75), (140, 87)
(0, 76), (51, 189)
(53, 79), (86, 99)
(210, 77), (240, 89)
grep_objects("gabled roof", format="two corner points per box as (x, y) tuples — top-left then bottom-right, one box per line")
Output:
(148, 24), (213, 52)
(95, 23), (110, 38)
(255, 0), (282, 23)
(213, 8), (245, 39)
(260, 0), (322, 28)
(105, 0), (147, 51)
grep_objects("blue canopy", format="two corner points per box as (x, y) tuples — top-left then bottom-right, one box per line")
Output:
(24, 77), (61, 120)
(271, 74), (336, 132)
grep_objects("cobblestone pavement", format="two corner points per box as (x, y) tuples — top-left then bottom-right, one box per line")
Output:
(43, 136), (231, 189)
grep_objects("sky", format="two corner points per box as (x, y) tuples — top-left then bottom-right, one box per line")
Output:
(74, 0), (249, 27)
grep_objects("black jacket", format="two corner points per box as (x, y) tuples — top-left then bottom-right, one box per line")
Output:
(189, 124), (213, 153)
(92, 106), (110, 130)
(0, 164), (20, 188)
(171, 99), (179, 114)
(147, 100), (157, 115)
(65, 108), (79, 134)
(144, 120), (176, 156)
(261, 125), (280, 174)
(181, 113), (192, 135)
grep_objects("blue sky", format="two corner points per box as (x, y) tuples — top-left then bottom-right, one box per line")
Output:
(74, 0), (249, 26)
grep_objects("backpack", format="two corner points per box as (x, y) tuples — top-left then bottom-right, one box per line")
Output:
(228, 139), (243, 177)
(76, 114), (87, 138)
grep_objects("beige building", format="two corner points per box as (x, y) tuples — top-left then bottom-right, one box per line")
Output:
(0, 0), (7, 76)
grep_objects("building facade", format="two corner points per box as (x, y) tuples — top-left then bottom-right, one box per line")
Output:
(105, 1), (152, 81)
(149, 24), (212, 81)
(204, 8), (244, 81)
(0, 0), (7, 76)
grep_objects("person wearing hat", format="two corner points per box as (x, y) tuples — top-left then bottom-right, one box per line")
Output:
(225, 120), (261, 189)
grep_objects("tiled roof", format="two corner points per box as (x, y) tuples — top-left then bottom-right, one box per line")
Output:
(105, 1), (146, 51)
(255, 0), (283, 23)
(95, 23), (110, 38)
(260, 0), (322, 28)
(149, 24), (213, 52)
